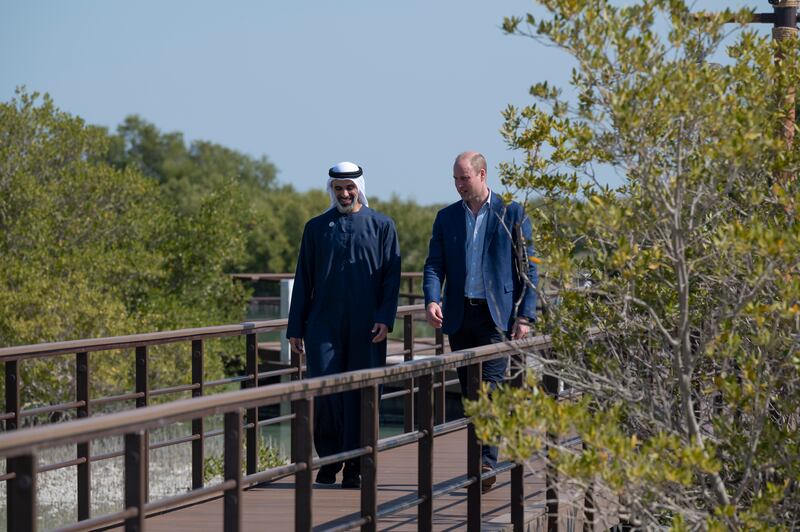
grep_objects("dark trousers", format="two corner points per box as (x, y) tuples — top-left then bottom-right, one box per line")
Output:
(448, 299), (507, 468)
(305, 328), (387, 478)
(313, 390), (360, 475)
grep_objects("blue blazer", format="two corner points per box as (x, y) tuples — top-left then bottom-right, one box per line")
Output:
(423, 193), (538, 335)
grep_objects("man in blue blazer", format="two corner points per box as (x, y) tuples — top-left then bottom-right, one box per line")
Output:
(423, 151), (538, 490)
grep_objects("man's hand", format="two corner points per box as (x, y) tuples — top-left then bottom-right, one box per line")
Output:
(371, 323), (389, 343)
(426, 302), (443, 329)
(511, 318), (531, 340)
(289, 337), (305, 355)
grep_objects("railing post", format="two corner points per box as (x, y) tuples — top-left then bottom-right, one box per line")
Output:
(192, 340), (205, 490)
(124, 431), (146, 532)
(292, 398), (313, 531)
(76, 351), (91, 521)
(403, 314), (414, 433)
(134, 346), (149, 502)
(583, 461), (595, 532)
(434, 328), (445, 425)
(5, 360), (20, 432)
(8, 453), (36, 532)
(361, 385), (379, 532)
(543, 359), (560, 532)
(407, 276), (415, 305)
(245, 333), (258, 475)
(290, 338), (302, 471)
(417, 373), (434, 531)
(545, 436), (559, 531)
(510, 353), (525, 532)
(466, 362), (482, 531)
(224, 410), (243, 532)
(5, 359), (20, 532)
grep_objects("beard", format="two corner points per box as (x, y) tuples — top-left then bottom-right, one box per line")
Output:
(335, 196), (356, 213)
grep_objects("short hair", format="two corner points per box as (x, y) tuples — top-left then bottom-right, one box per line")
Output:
(469, 153), (487, 174)
(455, 151), (487, 174)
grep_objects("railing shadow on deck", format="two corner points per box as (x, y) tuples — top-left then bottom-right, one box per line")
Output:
(0, 332), (567, 532)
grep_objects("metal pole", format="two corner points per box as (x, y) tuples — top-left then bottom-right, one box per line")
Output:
(8, 454), (36, 532)
(134, 346), (150, 503)
(76, 352), (91, 521)
(434, 328), (446, 425)
(6, 359), (20, 532)
(124, 432), (146, 532)
(292, 398), (313, 531)
(417, 374), (434, 531)
(466, 362), (482, 531)
(191, 340), (205, 490)
(510, 354), (525, 532)
(224, 410), (243, 532)
(360, 386), (379, 532)
(543, 361), (560, 532)
(245, 333), (258, 475)
(403, 314), (415, 433)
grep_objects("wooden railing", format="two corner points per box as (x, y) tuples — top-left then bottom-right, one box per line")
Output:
(0, 304), (449, 528)
(0, 271), (568, 530)
(0, 333), (559, 532)
(231, 271), (425, 305)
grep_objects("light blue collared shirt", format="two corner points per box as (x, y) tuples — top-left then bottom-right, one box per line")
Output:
(463, 190), (491, 299)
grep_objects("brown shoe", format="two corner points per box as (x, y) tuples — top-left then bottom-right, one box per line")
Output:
(481, 464), (496, 493)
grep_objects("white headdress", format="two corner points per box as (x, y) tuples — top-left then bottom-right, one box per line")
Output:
(327, 161), (368, 210)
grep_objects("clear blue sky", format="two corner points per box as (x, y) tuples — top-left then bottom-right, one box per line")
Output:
(1, 1), (764, 205)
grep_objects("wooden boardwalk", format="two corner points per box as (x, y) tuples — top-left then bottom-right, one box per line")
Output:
(114, 428), (582, 531)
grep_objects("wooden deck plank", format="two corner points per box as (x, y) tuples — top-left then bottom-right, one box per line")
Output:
(128, 428), (553, 531)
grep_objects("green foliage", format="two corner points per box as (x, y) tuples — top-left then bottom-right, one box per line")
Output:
(1, 89), (439, 410)
(466, 374), (721, 507)
(0, 90), (248, 405)
(371, 196), (443, 271)
(0, 93), (159, 346)
(107, 115), (277, 191)
(203, 437), (286, 483)
(103, 116), (440, 274)
(106, 114), (277, 274)
(246, 186), (329, 273)
(469, 1), (800, 528)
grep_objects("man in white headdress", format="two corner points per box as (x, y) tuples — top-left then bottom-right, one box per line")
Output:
(287, 161), (401, 488)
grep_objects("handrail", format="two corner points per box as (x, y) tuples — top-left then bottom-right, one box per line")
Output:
(0, 269), (567, 530)
(2, 332), (600, 531)
(0, 332), (569, 532)
(0, 288), (437, 528)
(0, 320), (286, 360)
(0, 304), (423, 360)
(0, 335), (551, 457)
(231, 271), (423, 281)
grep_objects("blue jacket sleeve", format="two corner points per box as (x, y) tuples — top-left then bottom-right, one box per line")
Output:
(423, 211), (446, 306)
(516, 212), (539, 321)
(375, 219), (401, 330)
(286, 222), (313, 339)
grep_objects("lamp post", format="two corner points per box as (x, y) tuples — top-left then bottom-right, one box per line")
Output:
(732, 0), (800, 183)
(743, 1), (798, 180)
